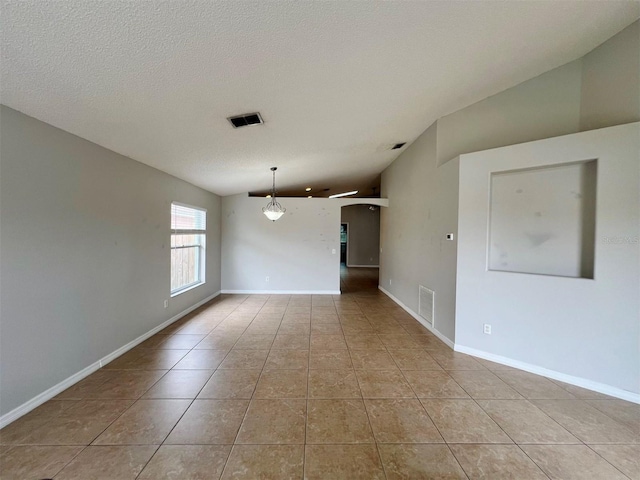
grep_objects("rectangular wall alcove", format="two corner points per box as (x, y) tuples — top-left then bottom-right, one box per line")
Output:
(488, 160), (597, 278)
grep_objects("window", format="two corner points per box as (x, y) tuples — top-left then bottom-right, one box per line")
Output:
(171, 202), (206, 295)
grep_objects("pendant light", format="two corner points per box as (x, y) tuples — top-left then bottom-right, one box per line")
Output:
(262, 167), (286, 221)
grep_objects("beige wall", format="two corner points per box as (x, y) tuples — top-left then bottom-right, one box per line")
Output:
(0, 106), (222, 416)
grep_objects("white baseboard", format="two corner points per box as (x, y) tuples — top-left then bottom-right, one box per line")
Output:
(455, 344), (640, 405)
(378, 285), (454, 349)
(0, 290), (221, 429)
(377, 285), (639, 404)
(346, 265), (380, 268)
(221, 290), (341, 295)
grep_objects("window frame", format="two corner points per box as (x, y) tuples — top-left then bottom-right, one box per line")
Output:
(170, 201), (207, 297)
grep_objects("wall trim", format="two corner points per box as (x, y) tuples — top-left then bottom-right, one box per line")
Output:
(455, 344), (640, 404)
(378, 285), (454, 349)
(221, 289), (341, 295)
(347, 264), (380, 268)
(0, 290), (221, 429)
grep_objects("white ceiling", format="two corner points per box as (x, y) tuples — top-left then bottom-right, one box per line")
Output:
(2, 1), (638, 197)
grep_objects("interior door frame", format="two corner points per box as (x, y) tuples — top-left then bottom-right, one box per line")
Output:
(340, 222), (349, 266)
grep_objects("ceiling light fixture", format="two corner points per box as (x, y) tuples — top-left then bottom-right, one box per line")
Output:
(262, 167), (286, 221)
(305, 187), (312, 192)
(329, 190), (358, 199)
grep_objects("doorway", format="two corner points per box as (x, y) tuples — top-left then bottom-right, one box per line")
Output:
(340, 223), (348, 265)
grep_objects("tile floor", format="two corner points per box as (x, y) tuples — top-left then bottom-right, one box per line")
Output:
(1, 268), (638, 479)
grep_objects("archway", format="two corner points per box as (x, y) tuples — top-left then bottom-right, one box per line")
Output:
(337, 199), (388, 293)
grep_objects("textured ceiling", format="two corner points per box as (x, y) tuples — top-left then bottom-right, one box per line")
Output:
(2, 1), (638, 196)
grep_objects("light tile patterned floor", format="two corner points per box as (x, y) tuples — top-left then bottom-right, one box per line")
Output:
(0, 268), (638, 479)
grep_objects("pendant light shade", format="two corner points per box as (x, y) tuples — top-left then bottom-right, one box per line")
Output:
(262, 167), (286, 221)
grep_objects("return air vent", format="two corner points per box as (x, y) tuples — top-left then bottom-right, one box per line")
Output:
(391, 142), (406, 150)
(418, 285), (434, 326)
(228, 112), (264, 128)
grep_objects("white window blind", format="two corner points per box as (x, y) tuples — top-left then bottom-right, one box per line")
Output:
(171, 203), (206, 233)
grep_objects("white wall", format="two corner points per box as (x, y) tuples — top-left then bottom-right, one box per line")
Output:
(221, 194), (340, 293)
(0, 106), (222, 416)
(455, 123), (639, 397)
(221, 195), (388, 294)
(341, 205), (380, 267)
(580, 21), (640, 131)
(436, 60), (583, 166)
(379, 20), (639, 348)
(487, 161), (597, 278)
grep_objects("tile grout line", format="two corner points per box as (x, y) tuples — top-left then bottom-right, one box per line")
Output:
(133, 295), (251, 479)
(341, 309), (388, 479)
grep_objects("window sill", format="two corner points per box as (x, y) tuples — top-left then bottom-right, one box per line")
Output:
(171, 281), (205, 298)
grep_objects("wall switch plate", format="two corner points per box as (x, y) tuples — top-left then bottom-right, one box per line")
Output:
(483, 324), (492, 335)
(163, 300), (168, 309)
(332, 249), (336, 254)
(446, 233), (455, 240)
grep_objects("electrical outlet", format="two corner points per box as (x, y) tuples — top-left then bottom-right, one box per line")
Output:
(483, 324), (492, 335)
(446, 233), (455, 241)
(266, 276), (269, 282)
(163, 300), (168, 309)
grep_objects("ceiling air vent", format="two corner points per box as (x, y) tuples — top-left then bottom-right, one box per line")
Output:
(391, 142), (406, 150)
(228, 112), (264, 128)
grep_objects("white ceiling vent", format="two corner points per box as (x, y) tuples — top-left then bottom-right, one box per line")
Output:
(228, 112), (264, 128)
(418, 285), (434, 326)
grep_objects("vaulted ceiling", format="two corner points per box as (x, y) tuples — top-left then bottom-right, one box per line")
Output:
(2, 1), (637, 196)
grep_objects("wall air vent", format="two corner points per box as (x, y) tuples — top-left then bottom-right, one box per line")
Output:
(228, 112), (264, 128)
(391, 142), (406, 150)
(418, 285), (434, 327)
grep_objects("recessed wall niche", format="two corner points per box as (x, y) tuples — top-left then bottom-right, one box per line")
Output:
(488, 160), (597, 278)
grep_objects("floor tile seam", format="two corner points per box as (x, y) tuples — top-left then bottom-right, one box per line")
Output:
(28, 441), (90, 480)
(509, 442), (555, 480)
(464, 390), (523, 446)
(583, 443), (636, 480)
(528, 398), (637, 444)
(304, 329), (311, 480)
(352, 384), (390, 480)
(385, 346), (448, 446)
(436, 443), (473, 480)
(481, 397), (586, 446)
(80, 392), (163, 450)
(115, 443), (161, 480)
(96, 394), (193, 448)
(381, 344), (420, 401)
(578, 400), (640, 433)
(0, 403), (75, 445)
(227, 332), (276, 449)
